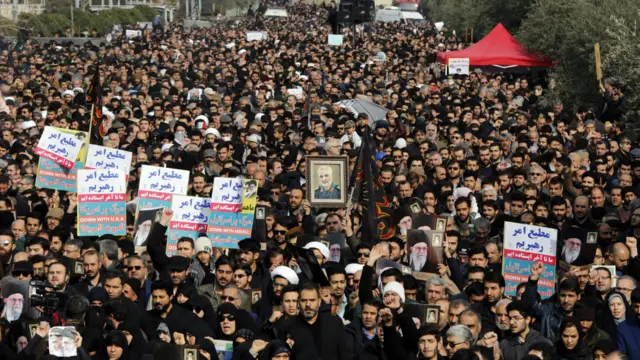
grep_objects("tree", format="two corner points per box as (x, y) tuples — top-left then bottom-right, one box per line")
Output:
(517, 0), (640, 138)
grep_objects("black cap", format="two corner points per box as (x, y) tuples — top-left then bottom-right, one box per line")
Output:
(12, 261), (34, 274)
(167, 256), (190, 271)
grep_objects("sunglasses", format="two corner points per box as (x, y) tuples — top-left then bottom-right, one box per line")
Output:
(357, 252), (370, 258)
(273, 230), (286, 235)
(220, 314), (235, 321)
(221, 295), (236, 301)
(12, 271), (30, 277)
(125, 266), (143, 271)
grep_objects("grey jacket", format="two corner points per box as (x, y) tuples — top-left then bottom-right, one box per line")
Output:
(499, 328), (553, 360)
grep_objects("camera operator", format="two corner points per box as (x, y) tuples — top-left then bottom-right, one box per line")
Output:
(47, 262), (79, 296)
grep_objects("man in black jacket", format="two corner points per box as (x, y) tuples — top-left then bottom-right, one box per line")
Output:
(281, 283), (352, 360)
(345, 298), (385, 360)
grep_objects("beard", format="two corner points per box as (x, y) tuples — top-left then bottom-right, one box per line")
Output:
(134, 227), (151, 247)
(562, 247), (580, 264)
(497, 321), (510, 331)
(410, 253), (427, 272)
(302, 307), (317, 320)
(2, 307), (21, 321)
(153, 302), (171, 313)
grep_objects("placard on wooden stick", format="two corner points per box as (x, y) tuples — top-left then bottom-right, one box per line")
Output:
(594, 43), (602, 81)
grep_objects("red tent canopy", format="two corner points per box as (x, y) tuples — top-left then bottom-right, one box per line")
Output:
(436, 23), (553, 67)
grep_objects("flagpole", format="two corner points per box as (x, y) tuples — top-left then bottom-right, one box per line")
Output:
(88, 103), (94, 139)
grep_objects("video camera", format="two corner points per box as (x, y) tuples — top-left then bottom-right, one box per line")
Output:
(29, 280), (67, 314)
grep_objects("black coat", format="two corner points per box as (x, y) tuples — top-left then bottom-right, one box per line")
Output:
(345, 318), (385, 360)
(280, 313), (351, 360)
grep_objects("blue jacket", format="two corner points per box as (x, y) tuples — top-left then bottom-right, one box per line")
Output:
(618, 316), (640, 354)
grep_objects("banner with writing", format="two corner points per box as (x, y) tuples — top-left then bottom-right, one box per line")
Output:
(137, 166), (189, 228)
(35, 126), (85, 169)
(168, 195), (211, 256)
(77, 169), (127, 236)
(502, 221), (557, 299)
(85, 144), (132, 174)
(207, 178), (258, 249)
(35, 128), (89, 192)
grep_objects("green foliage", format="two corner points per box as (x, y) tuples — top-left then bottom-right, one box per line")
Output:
(517, 0), (640, 138)
(421, 0), (530, 37)
(18, 6), (158, 36)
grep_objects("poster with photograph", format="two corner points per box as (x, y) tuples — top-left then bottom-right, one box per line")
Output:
(136, 165), (189, 235)
(35, 128), (89, 192)
(48, 326), (77, 357)
(502, 222), (557, 299)
(133, 207), (163, 247)
(306, 156), (348, 208)
(406, 229), (444, 273)
(559, 225), (597, 267)
(77, 169), (127, 236)
(34, 126), (85, 169)
(322, 232), (346, 263)
(0, 279), (33, 323)
(212, 339), (233, 360)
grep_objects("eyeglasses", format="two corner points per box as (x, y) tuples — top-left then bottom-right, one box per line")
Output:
(357, 252), (370, 258)
(530, 173), (543, 177)
(273, 230), (286, 235)
(125, 266), (143, 271)
(221, 295), (236, 301)
(220, 314), (235, 321)
(12, 271), (30, 277)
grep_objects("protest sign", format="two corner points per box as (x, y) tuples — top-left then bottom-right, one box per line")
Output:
(77, 169), (126, 236)
(502, 221), (557, 299)
(168, 195), (211, 256)
(448, 58), (470, 75)
(136, 165), (189, 239)
(287, 87), (304, 99)
(207, 178), (258, 249)
(246, 31), (267, 41)
(34, 126), (85, 169)
(212, 340), (233, 360)
(328, 34), (344, 46)
(125, 29), (142, 38)
(48, 327), (77, 357)
(35, 128), (89, 192)
(85, 144), (132, 174)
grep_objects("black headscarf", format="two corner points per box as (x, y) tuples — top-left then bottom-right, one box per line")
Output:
(555, 317), (590, 360)
(118, 321), (146, 360)
(215, 303), (257, 341)
(95, 330), (130, 360)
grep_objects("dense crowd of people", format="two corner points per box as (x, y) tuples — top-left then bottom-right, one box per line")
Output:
(0, 1), (637, 359)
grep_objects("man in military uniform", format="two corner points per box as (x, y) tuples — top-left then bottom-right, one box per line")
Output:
(315, 166), (341, 199)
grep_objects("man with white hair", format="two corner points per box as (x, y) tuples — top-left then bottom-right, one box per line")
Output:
(561, 237), (582, 265)
(410, 241), (428, 272)
(445, 324), (473, 358)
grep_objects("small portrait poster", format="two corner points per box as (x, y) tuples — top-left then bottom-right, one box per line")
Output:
(306, 156), (348, 208)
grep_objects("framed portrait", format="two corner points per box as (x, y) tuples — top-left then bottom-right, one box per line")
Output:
(424, 305), (440, 326)
(255, 206), (266, 220)
(586, 232), (597, 244)
(409, 202), (422, 214)
(28, 324), (38, 339)
(182, 345), (199, 360)
(251, 290), (262, 304)
(73, 261), (84, 276)
(306, 156), (348, 208)
(435, 217), (447, 231)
